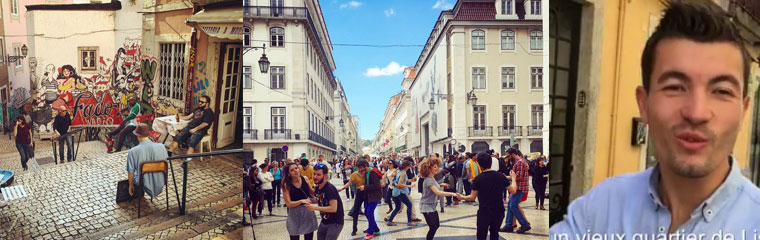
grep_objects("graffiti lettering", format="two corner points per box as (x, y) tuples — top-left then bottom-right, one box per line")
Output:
(72, 93), (117, 119)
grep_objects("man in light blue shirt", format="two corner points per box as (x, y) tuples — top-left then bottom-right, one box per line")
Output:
(551, 1), (760, 237)
(126, 123), (168, 198)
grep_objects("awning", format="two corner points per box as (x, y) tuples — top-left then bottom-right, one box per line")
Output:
(186, 7), (243, 41)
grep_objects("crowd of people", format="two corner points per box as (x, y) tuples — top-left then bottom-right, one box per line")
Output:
(244, 149), (549, 240)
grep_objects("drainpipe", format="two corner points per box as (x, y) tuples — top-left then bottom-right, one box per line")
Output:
(607, 0), (628, 177)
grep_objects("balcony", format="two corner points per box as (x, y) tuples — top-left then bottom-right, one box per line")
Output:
(468, 126), (493, 137)
(244, 129), (258, 140)
(309, 131), (337, 150)
(264, 129), (292, 140)
(244, 6), (308, 19)
(498, 126), (522, 137)
(527, 126), (543, 137)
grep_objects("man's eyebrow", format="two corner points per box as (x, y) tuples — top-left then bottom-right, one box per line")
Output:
(656, 70), (690, 85)
(709, 74), (741, 90)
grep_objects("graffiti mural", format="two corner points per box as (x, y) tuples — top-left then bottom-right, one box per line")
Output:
(193, 61), (210, 105)
(27, 38), (164, 130)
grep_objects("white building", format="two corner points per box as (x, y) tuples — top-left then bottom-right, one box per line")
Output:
(244, 0), (357, 162)
(376, 0), (548, 157)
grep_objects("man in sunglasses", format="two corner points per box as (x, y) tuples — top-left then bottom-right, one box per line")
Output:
(306, 164), (344, 240)
(168, 95), (214, 157)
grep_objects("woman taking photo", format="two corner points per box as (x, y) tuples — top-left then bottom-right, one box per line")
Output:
(418, 156), (458, 240)
(386, 160), (416, 226)
(282, 162), (318, 240)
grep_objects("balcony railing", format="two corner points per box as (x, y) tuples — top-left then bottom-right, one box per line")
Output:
(264, 129), (292, 140)
(527, 125), (543, 136)
(309, 131), (336, 150)
(244, 129), (258, 140)
(498, 126), (522, 137)
(468, 126), (493, 137)
(244, 6), (308, 19)
(734, 0), (760, 22)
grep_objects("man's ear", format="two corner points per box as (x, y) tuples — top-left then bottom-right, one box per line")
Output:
(636, 86), (649, 124)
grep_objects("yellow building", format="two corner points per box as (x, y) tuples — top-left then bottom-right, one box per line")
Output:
(549, 0), (760, 224)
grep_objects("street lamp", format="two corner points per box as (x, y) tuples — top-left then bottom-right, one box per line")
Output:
(428, 93), (450, 110)
(8, 44), (28, 62)
(245, 43), (270, 73)
(466, 89), (478, 105)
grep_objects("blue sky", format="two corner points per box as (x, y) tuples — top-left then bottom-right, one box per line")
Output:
(321, 0), (455, 141)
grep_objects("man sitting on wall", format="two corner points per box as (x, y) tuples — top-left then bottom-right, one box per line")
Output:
(167, 95), (214, 157)
(107, 95), (141, 153)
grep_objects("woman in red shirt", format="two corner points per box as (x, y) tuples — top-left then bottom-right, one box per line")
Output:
(13, 116), (33, 171)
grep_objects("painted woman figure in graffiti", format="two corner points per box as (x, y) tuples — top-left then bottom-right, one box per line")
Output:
(54, 65), (85, 108)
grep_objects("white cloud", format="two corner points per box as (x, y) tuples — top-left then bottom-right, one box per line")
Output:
(340, 1), (362, 9)
(365, 61), (408, 77)
(384, 8), (395, 17)
(432, 0), (453, 9)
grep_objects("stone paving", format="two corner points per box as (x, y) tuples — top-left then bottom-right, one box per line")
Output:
(249, 176), (549, 240)
(0, 138), (244, 239)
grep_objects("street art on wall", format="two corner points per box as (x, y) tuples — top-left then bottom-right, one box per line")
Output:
(26, 38), (163, 132)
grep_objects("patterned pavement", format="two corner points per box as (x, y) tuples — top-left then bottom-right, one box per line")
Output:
(0, 136), (244, 239)
(249, 176), (549, 240)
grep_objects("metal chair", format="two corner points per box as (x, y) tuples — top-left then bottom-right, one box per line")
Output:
(138, 160), (169, 218)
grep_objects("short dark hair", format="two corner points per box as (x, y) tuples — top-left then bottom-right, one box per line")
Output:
(201, 95), (211, 103)
(314, 164), (329, 175)
(506, 148), (519, 156)
(641, 0), (751, 97)
(476, 153), (492, 169)
(16, 116), (24, 123)
(300, 159), (309, 167)
(356, 159), (369, 168)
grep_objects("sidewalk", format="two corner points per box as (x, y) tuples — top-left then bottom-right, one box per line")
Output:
(0, 143), (243, 239)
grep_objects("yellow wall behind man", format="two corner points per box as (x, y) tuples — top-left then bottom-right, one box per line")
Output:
(590, 0), (755, 186)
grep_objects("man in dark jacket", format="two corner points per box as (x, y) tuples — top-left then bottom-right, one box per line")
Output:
(53, 106), (73, 162)
(358, 159), (383, 238)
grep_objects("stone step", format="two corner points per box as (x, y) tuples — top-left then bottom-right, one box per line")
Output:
(79, 189), (242, 240)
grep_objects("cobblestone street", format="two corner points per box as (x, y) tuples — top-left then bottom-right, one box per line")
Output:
(0, 135), (244, 239)
(249, 175), (549, 240)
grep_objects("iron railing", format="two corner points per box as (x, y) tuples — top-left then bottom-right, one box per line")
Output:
(734, 0), (760, 22)
(244, 6), (308, 19)
(468, 126), (493, 137)
(498, 126), (522, 137)
(309, 130), (336, 150)
(167, 149), (244, 216)
(264, 129), (291, 140)
(244, 129), (258, 140)
(527, 125), (543, 136)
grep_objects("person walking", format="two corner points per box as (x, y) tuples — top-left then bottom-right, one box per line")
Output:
(341, 159), (354, 201)
(457, 153), (517, 240)
(501, 148), (531, 233)
(337, 161), (366, 236)
(13, 116), (33, 171)
(358, 159), (383, 239)
(53, 106), (74, 162)
(383, 160), (398, 215)
(270, 161), (283, 207)
(386, 160), (417, 227)
(419, 157), (458, 240)
(258, 164), (275, 216)
(282, 162), (318, 240)
(531, 156), (549, 210)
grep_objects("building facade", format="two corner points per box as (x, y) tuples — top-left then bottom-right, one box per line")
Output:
(244, 0), (358, 162)
(549, 0), (760, 225)
(374, 0), (547, 158)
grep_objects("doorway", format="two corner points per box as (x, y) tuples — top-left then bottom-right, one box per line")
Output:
(215, 43), (242, 148)
(549, 0), (581, 226)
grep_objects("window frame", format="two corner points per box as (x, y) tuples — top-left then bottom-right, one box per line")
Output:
(472, 67), (487, 90)
(243, 66), (252, 89)
(243, 27), (251, 47)
(471, 29), (485, 51)
(530, 30), (543, 50)
(270, 66), (286, 89)
(270, 27), (284, 47)
(78, 46), (99, 72)
(501, 30), (515, 51)
(501, 67), (516, 90)
(531, 67), (543, 90)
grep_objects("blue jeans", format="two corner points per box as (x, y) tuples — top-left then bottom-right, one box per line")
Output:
(16, 143), (30, 169)
(58, 135), (74, 161)
(173, 127), (206, 149)
(365, 200), (379, 234)
(388, 194), (413, 223)
(504, 191), (530, 227)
